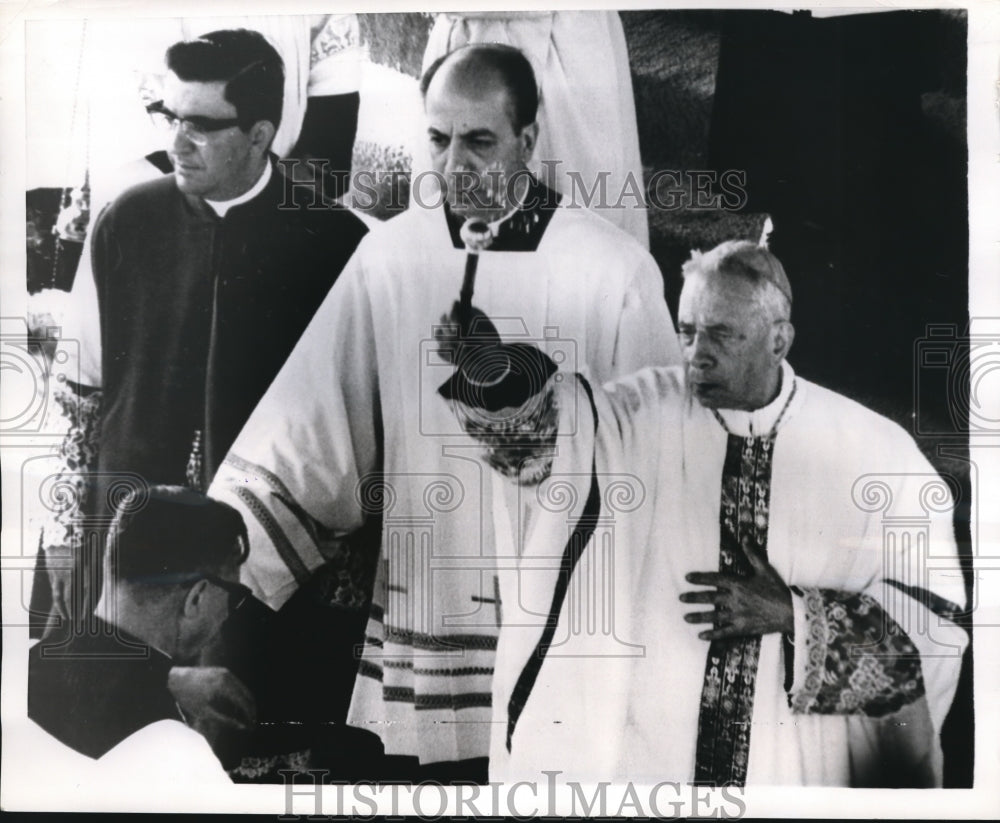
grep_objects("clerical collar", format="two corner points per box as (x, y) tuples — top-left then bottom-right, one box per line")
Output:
(444, 176), (560, 252)
(712, 360), (798, 439)
(204, 160), (272, 217)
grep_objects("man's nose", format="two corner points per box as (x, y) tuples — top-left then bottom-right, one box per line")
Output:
(443, 142), (472, 175)
(170, 124), (196, 155)
(686, 332), (716, 369)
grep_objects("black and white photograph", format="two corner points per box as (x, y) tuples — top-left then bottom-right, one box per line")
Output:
(0, 0), (997, 817)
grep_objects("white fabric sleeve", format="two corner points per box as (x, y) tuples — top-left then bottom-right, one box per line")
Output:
(209, 252), (380, 610)
(786, 453), (967, 739)
(593, 366), (682, 466)
(878, 463), (968, 736)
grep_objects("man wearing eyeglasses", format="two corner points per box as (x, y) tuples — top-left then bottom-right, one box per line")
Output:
(41, 30), (369, 756)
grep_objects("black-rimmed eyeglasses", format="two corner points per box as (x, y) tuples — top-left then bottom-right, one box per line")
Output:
(146, 100), (241, 147)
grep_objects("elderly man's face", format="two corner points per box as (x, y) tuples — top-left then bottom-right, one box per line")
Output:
(161, 71), (261, 201)
(425, 66), (536, 221)
(678, 272), (784, 411)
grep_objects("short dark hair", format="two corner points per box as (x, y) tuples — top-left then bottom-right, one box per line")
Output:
(108, 485), (248, 586)
(420, 43), (539, 132)
(165, 28), (284, 133)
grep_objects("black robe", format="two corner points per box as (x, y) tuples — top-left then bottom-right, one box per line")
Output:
(28, 619), (180, 759)
(89, 161), (368, 502)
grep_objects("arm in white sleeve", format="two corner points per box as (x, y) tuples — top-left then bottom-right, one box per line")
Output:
(209, 252), (381, 610)
(784, 459), (968, 778)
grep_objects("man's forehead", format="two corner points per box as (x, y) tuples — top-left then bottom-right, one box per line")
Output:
(679, 272), (759, 320)
(426, 67), (515, 130)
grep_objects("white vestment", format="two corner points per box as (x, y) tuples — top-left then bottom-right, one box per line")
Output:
(421, 11), (650, 248)
(209, 196), (680, 763)
(9, 717), (227, 808)
(489, 361), (967, 787)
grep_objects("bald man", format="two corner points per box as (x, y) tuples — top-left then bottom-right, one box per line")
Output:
(210, 43), (680, 780)
(422, 11), (650, 247)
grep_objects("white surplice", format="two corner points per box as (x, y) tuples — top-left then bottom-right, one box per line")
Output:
(209, 196), (680, 764)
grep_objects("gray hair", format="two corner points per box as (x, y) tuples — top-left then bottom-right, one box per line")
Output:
(681, 240), (793, 322)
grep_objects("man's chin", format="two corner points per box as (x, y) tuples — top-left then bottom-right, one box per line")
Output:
(689, 382), (724, 409)
(174, 169), (206, 195)
(447, 198), (506, 223)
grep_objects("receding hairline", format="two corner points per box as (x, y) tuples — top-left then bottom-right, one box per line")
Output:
(424, 50), (514, 108)
(421, 43), (538, 131)
(426, 56), (511, 100)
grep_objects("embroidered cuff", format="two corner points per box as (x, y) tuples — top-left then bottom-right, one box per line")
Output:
(788, 586), (925, 717)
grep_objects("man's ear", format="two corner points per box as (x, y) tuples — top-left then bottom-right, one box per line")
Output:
(183, 578), (210, 618)
(519, 122), (539, 162)
(248, 120), (276, 156)
(772, 319), (795, 361)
